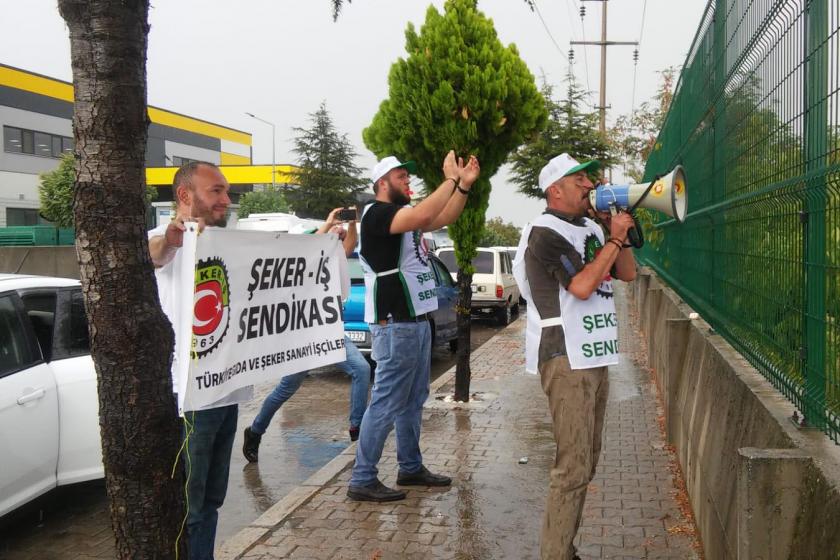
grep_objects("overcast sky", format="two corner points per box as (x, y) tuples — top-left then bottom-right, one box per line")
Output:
(1, 0), (708, 226)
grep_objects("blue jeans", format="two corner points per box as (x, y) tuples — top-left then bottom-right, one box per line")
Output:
(184, 404), (238, 560)
(250, 337), (370, 434)
(350, 320), (432, 486)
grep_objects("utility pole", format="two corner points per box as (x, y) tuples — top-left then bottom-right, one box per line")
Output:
(571, 0), (637, 134)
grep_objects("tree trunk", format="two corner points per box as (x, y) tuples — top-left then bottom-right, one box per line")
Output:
(58, 1), (186, 557)
(454, 270), (473, 401)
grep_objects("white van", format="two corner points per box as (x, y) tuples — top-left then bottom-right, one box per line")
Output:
(434, 247), (521, 325)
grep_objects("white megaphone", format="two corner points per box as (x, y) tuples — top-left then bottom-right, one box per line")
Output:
(589, 166), (687, 223)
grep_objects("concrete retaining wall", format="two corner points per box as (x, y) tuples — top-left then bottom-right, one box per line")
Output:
(0, 246), (79, 279)
(632, 267), (840, 560)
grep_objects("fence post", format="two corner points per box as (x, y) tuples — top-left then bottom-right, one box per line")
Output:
(711, 0), (727, 311)
(737, 448), (811, 560)
(803, 0), (828, 429)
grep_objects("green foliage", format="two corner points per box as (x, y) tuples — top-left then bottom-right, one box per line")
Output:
(609, 68), (676, 248)
(286, 101), (365, 219)
(38, 153), (76, 227)
(238, 186), (289, 218)
(363, 0), (546, 271)
(509, 73), (614, 199)
(609, 67), (676, 183)
(479, 217), (520, 247)
(39, 153), (156, 227)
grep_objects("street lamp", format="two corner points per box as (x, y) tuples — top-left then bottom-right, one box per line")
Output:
(245, 112), (276, 189)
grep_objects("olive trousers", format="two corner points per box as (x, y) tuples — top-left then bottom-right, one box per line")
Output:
(538, 356), (610, 560)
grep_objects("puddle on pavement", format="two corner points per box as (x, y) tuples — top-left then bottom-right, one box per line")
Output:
(609, 355), (642, 402)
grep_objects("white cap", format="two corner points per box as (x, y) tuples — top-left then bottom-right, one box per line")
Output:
(538, 153), (601, 191)
(370, 156), (418, 185)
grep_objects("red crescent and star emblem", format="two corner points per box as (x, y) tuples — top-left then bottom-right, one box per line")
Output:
(194, 280), (224, 336)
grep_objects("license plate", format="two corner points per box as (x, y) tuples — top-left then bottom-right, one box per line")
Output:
(345, 330), (366, 343)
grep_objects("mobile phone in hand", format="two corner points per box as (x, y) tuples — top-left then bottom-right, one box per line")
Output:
(337, 208), (357, 221)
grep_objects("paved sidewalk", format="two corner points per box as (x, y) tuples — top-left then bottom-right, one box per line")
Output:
(221, 286), (702, 560)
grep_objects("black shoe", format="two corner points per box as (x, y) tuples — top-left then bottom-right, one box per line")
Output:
(349, 426), (360, 442)
(347, 480), (407, 502)
(242, 427), (261, 463)
(396, 465), (451, 487)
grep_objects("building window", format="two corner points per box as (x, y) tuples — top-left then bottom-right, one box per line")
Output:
(3, 126), (73, 159)
(3, 126), (22, 153)
(6, 208), (44, 226)
(172, 156), (198, 167)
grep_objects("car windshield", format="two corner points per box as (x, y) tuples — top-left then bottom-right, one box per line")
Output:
(347, 256), (365, 283)
(437, 250), (493, 274)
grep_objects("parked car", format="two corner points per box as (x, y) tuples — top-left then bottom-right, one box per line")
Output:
(0, 274), (102, 517)
(435, 247), (521, 325)
(492, 246), (526, 306)
(343, 253), (459, 354)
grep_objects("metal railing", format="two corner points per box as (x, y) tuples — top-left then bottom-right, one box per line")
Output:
(638, 0), (840, 442)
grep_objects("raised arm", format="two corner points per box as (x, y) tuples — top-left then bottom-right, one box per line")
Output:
(388, 150), (461, 234)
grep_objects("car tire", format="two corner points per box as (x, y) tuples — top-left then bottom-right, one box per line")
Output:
(448, 339), (458, 353)
(497, 303), (512, 326)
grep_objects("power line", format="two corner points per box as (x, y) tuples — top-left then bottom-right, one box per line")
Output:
(567, 0), (593, 105)
(571, 0), (638, 133)
(531, 0), (565, 55)
(630, 0), (648, 116)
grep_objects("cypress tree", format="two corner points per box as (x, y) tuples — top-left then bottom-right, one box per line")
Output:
(363, 0), (546, 400)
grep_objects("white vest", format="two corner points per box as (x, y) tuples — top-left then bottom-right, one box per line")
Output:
(359, 203), (439, 323)
(513, 213), (619, 373)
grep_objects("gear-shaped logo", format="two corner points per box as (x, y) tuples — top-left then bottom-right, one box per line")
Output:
(192, 257), (230, 358)
(412, 230), (430, 266)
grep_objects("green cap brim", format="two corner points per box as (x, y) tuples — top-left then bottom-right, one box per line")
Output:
(398, 160), (418, 175)
(563, 160), (601, 177)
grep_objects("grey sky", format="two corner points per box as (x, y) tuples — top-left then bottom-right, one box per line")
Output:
(1, 0), (707, 226)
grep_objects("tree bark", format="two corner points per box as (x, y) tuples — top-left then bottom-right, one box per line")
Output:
(454, 270), (473, 401)
(57, 1), (186, 557)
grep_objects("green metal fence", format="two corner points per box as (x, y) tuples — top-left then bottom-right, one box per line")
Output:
(638, 0), (840, 442)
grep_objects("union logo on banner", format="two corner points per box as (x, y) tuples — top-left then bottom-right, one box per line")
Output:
(193, 257), (230, 358)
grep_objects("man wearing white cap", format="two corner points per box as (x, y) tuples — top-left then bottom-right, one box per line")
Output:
(512, 153), (636, 559)
(347, 150), (480, 502)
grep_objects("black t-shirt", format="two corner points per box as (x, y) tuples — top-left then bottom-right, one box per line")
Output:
(360, 201), (412, 321)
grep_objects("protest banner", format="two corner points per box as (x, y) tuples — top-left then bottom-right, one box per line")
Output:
(166, 226), (349, 413)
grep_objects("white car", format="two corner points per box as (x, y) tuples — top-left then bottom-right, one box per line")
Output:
(0, 274), (102, 517)
(435, 247), (521, 325)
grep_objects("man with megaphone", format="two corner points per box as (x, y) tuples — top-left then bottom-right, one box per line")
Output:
(513, 153), (636, 560)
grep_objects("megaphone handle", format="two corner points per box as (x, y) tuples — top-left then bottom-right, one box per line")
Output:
(626, 213), (644, 248)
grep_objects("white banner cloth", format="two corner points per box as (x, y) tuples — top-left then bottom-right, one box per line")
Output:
(166, 226), (349, 414)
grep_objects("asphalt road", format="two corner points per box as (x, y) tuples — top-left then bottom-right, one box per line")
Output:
(0, 318), (507, 559)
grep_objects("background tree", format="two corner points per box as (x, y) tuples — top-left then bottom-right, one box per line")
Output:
(363, 0), (546, 400)
(57, 0), (185, 557)
(479, 217), (521, 247)
(39, 153), (157, 228)
(286, 101), (365, 219)
(509, 72), (613, 199)
(609, 67), (676, 183)
(238, 186), (290, 218)
(608, 67), (676, 247)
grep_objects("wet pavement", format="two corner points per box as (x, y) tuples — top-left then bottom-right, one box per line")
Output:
(224, 286), (703, 559)
(0, 321), (503, 559)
